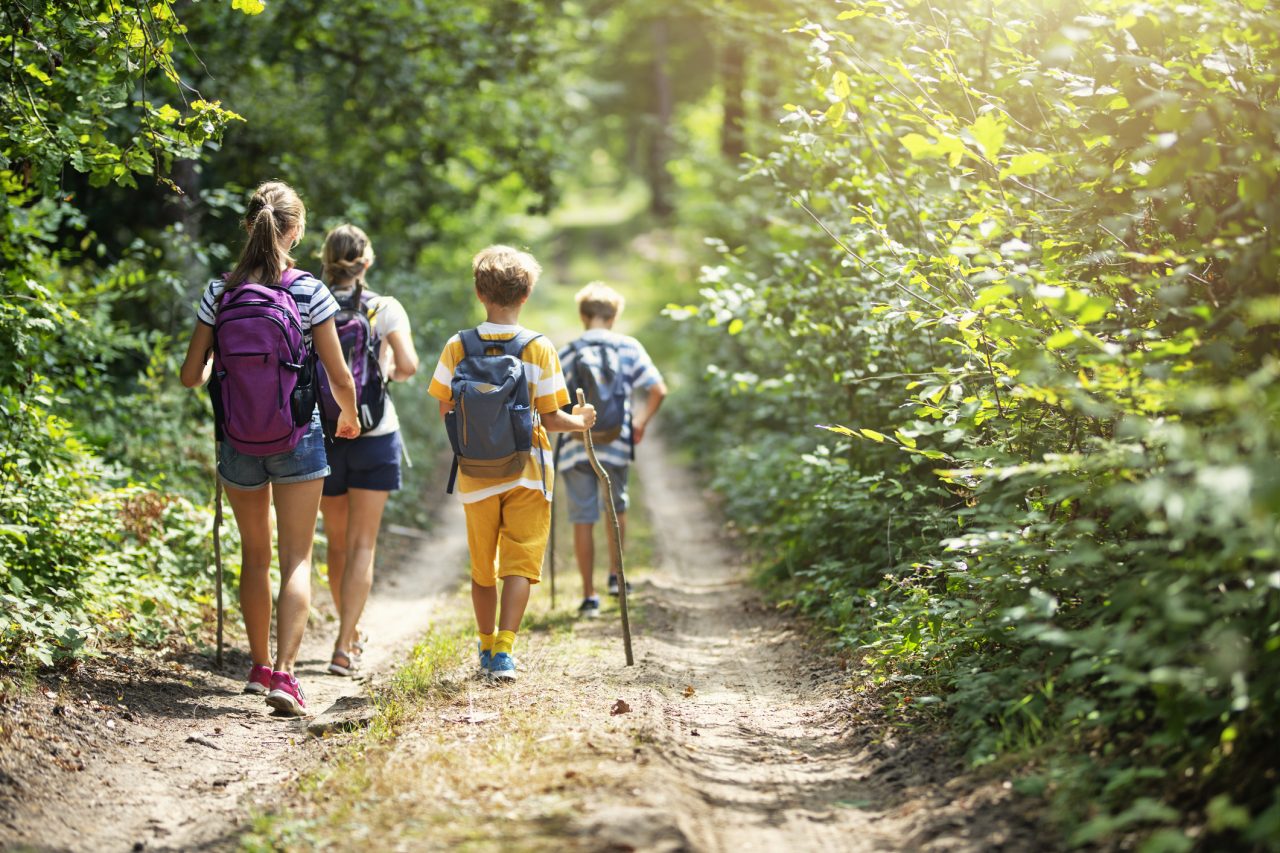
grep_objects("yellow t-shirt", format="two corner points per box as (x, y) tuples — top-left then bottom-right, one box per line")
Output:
(428, 323), (569, 503)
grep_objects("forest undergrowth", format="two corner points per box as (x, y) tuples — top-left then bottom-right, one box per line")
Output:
(666, 1), (1280, 849)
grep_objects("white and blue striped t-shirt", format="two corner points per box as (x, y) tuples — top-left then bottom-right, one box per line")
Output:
(196, 271), (339, 340)
(556, 329), (663, 471)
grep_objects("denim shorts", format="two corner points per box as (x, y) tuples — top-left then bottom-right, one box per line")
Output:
(323, 431), (403, 496)
(560, 462), (629, 524)
(218, 415), (330, 491)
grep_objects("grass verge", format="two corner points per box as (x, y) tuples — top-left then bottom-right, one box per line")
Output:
(240, 466), (659, 852)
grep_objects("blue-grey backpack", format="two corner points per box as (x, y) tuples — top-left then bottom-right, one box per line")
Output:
(445, 328), (544, 494)
(564, 337), (629, 447)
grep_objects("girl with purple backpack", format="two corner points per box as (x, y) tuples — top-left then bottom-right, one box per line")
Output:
(316, 224), (419, 677)
(180, 181), (360, 716)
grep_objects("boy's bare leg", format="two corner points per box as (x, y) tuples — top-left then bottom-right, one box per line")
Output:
(574, 523), (595, 598)
(472, 581), (498, 635)
(498, 576), (532, 632)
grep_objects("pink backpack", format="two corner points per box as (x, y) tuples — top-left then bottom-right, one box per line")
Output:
(210, 268), (317, 455)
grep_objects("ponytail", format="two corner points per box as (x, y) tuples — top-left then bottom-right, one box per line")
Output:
(322, 224), (375, 299)
(226, 181), (307, 289)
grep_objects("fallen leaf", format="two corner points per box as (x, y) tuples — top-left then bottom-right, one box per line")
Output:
(610, 699), (631, 716)
(683, 685), (696, 698)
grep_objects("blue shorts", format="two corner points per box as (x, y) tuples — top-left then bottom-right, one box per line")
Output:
(560, 462), (628, 525)
(323, 431), (403, 496)
(218, 415), (329, 491)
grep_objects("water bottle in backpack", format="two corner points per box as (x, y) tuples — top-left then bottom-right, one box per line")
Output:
(565, 338), (628, 445)
(209, 268), (318, 456)
(316, 286), (387, 439)
(445, 329), (543, 493)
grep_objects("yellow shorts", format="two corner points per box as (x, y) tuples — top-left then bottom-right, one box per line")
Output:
(463, 486), (550, 586)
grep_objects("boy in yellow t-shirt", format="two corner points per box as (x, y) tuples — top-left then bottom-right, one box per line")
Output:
(428, 245), (596, 681)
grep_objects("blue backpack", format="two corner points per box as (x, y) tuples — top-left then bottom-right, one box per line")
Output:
(564, 337), (629, 446)
(445, 328), (544, 493)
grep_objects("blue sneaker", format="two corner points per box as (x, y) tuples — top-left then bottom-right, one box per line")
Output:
(477, 641), (492, 675)
(489, 652), (516, 681)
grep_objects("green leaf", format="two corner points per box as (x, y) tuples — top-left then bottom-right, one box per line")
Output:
(900, 133), (938, 159)
(832, 71), (851, 99)
(973, 284), (1014, 310)
(860, 428), (889, 442)
(232, 0), (266, 14)
(968, 113), (1006, 161)
(1001, 152), (1052, 178)
(23, 63), (53, 86)
(1046, 329), (1079, 350)
(727, 318), (744, 335)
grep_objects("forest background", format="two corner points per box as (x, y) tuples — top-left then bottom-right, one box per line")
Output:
(1, 0), (1277, 850)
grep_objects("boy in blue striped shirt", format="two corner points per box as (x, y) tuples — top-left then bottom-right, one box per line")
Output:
(557, 282), (667, 618)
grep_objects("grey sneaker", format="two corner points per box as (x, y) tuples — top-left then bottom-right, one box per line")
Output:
(578, 596), (601, 619)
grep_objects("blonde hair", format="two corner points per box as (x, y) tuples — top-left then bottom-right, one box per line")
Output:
(227, 181), (306, 288)
(575, 281), (624, 322)
(472, 245), (541, 307)
(322, 224), (375, 289)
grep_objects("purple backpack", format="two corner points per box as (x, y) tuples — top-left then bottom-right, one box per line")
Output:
(210, 268), (318, 456)
(316, 286), (387, 439)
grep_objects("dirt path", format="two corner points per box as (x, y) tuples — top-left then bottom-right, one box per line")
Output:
(0, 497), (469, 852)
(571, 433), (1036, 852)
(258, 431), (1043, 851)
(2, 433), (1044, 851)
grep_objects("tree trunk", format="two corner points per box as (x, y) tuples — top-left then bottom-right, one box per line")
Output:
(720, 38), (745, 162)
(647, 17), (674, 220)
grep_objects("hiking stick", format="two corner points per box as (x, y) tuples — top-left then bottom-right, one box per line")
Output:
(576, 390), (634, 666)
(548, 439), (560, 610)
(213, 439), (225, 669)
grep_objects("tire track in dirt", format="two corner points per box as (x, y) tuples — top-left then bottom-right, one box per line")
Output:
(0, 496), (469, 853)
(578, 432), (1038, 852)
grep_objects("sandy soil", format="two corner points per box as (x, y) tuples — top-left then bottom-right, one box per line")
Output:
(0, 496), (469, 853)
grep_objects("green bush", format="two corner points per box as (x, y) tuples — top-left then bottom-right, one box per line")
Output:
(670, 0), (1280, 846)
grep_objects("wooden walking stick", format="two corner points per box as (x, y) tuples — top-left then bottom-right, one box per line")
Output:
(577, 389), (634, 666)
(547, 438), (561, 610)
(213, 439), (224, 668)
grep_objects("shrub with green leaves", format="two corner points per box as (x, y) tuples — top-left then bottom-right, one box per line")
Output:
(672, 0), (1280, 846)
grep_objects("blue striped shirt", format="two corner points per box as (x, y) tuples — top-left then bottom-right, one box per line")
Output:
(196, 271), (339, 341)
(556, 330), (663, 471)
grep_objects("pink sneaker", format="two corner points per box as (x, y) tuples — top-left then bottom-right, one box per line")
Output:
(243, 664), (272, 695)
(265, 671), (308, 716)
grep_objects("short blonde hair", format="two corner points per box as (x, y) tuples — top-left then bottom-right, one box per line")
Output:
(472, 245), (541, 307)
(575, 281), (624, 321)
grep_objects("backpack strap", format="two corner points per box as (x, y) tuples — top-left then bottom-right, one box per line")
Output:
(458, 328), (486, 359)
(446, 456), (460, 495)
(280, 267), (312, 288)
(503, 329), (543, 357)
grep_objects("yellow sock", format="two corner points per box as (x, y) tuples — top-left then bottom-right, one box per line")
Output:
(493, 630), (516, 656)
(478, 631), (496, 653)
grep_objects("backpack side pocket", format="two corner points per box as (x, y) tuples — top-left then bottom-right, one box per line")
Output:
(290, 351), (318, 426)
(510, 403), (533, 452)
